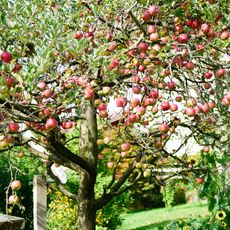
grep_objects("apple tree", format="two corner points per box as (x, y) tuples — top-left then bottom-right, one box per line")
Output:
(0, 0), (229, 229)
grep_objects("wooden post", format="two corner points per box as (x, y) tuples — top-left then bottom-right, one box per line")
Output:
(0, 214), (25, 229)
(33, 175), (47, 230)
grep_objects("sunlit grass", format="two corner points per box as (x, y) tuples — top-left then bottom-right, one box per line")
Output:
(120, 202), (209, 230)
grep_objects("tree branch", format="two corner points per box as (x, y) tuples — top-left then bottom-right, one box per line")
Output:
(51, 140), (95, 174)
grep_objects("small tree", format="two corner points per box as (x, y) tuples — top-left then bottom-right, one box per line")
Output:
(0, 0), (229, 229)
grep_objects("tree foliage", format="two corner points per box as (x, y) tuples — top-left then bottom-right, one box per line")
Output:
(0, 0), (229, 229)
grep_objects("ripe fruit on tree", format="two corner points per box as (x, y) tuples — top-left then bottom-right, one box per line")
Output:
(142, 11), (151, 22)
(195, 178), (204, 184)
(185, 107), (196, 117)
(161, 102), (170, 111)
(45, 118), (58, 130)
(121, 143), (131, 151)
(177, 33), (188, 43)
(0, 51), (12, 63)
(83, 89), (94, 100)
(37, 81), (47, 90)
(61, 121), (73, 129)
(216, 68), (225, 78)
(116, 97), (127, 107)
(8, 195), (20, 205)
(220, 30), (229, 40)
(158, 123), (169, 132)
(203, 146), (210, 153)
(107, 161), (114, 169)
(8, 123), (20, 133)
(10, 180), (22, 190)
(137, 42), (148, 52)
(5, 77), (15, 88)
(148, 5), (160, 16)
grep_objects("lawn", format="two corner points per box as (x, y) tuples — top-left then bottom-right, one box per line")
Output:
(120, 202), (209, 230)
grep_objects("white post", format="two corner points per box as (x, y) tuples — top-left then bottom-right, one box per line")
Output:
(33, 175), (47, 230)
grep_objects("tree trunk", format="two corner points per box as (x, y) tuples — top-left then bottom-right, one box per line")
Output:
(77, 103), (98, 230)
(77, 170), (97, 230)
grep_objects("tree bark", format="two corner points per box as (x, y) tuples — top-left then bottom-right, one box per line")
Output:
(77, 170), (97, 230)
(77, 103), (98, 230)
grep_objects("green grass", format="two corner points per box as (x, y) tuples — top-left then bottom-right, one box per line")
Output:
(120, 202), (209, 230)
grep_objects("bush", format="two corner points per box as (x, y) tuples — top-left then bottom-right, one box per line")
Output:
(95, 173), (132, 230)
(48, 189), (78, 230)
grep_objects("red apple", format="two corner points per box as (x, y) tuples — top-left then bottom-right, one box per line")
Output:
(185, 107), (196, 116)
(116, 97), (127, 107)
(137, 42), (148, 52)
(10, 180), (22, 190)
(186, 98), (196, 107)
(107, 161), (114, 169)
(220, 30), (229, 40)
(201, 103), (210, 113)
(170, 104), (178, 111)
(130, 98), (140, 108)
(61, 121), (73, 129)
(108, 41), (117, 51)
(121, 142), (131, 151)
(5, 77), (15, 88)
(8, 195), (19, 204)
(186, 62), (195, 71)
(200, 23), (210, 34)
(132, 85), (141, 94)
(177, 33), (188, 43)
(45, 118), (58, 130)
(83, 89), (94, 100)
(147, 25), (157, 34)
(203, 146), (210, 153)
(161, 102), (170, 111)
(98, 110), (108, 118)
(0, 51), (12, 63)
(204, 82), (211, 89)
(37, 81), (47, 90)
(149, 90), (159, 99)
(8, 123), (20, 133)
(128, 114), (139, 123)
(158, 123), (169, 132)
(175, 95), (182, 102)
(149, 32), (159, 42)
(12, 63), (22, 73)
(195, 178), (204, 184)
(43, 89), (52, 98)
(168, 81), (176, 90)
(109, 59), (119, 70)
(148, 5), (160, 16)
(216, 68), (225, 78)
(98, 103), (107, 111)
(208, 101), (216, 109)
(222, 96), (230, 106)
(74, 31), (83, 39)
(152, 106), (158, 114)
(136, 106), (146, 115)
(204, 72), (213, 79)
(142, 10), (152, 22)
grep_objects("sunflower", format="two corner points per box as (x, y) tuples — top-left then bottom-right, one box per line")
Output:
(215, 210), (226, 220)
(188, 156), (198, 165)
(221, 221), (227, 228)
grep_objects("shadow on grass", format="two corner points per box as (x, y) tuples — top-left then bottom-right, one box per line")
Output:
(133, 220), (170, 230)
